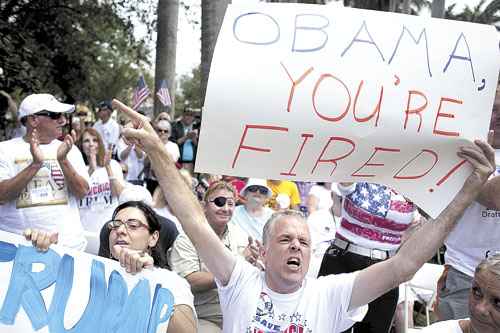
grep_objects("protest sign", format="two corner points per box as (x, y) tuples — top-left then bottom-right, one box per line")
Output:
(0, 230), (192, 333)
(196, 3), (500, 217)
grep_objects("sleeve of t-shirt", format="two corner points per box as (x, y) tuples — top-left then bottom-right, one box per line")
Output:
(290, 182), (301, 206)
(318, 272), (368, 331)
(168, 233), (201, 278)
(215, 257), (260, 310)
(68, 145), (90, 186)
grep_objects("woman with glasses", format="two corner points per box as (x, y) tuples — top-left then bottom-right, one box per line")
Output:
(230, 178), (274, 242)
(169, 180), (249, 333)
(23, 200), (196, 333)
(77, 128), (124, 233)
(421, 253), (500, 333)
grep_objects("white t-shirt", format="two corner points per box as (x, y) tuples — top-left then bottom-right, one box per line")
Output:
(78, 160), (123, 233)
(217, 258), (367, 333)
(230, 205), (274, 242)
(420, 319), (464, 333)
(93, 119), (120, 151)
(165, 141), (180, 162)
(0, 137), (89, 249)
(117, 138), (145, 182)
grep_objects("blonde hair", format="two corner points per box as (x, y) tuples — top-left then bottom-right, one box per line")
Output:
(203, 180), (237, 203)
(476, 253), (500, 277)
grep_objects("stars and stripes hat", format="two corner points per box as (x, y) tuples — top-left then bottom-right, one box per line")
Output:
(18, 93), (75, 120)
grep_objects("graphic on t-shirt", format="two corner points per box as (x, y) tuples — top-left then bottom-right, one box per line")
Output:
(79, 180), (113, 210)
(16, 158), (68, 208)
(247, 292), (311, 333)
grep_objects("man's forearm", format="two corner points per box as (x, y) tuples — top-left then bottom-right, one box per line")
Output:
(0, 162), (42, 202)
(148, 145), (236, 284)
(393, 188), (478, 283)
(58, 159), (89, 199)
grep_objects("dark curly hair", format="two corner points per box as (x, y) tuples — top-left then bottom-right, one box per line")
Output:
(103, 200), (167, 268)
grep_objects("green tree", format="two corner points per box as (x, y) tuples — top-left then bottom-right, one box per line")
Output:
(175, 65), (202, 115)
(445, 0), (500, 28)
(0, 0), (151, 105)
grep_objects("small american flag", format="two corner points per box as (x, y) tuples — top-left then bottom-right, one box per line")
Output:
(50, 162), (65, 190)
(132, 75), (150, 110)
(156, 79), (172, 107)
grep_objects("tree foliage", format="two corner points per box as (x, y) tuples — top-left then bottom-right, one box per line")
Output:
(445, 0), (500, 29)
(175, 65), (202, 115)
(0, 0), (152, 105)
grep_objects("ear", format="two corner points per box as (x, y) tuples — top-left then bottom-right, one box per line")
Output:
(148, 230), (159, 248)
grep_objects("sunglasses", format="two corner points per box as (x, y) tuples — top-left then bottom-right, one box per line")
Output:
(485, 250), (500, 259)
(35, 111), (65, 120)
(246, 186), (269, 195)
(157, 129), (170, 134)
(209, 196), (235, 208)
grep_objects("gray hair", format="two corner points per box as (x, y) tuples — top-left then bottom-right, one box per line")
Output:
(262, 209), (306, 246)
(476, 252), (500, 277)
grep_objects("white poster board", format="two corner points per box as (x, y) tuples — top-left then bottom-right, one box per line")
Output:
(196, 3), (500, 218)
(0, 230), (189, 333)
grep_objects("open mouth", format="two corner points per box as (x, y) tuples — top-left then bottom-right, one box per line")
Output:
(286, 257), (301, 270)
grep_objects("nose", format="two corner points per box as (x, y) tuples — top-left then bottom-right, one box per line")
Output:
(115, 223), (128, 234)
(290, 239), (300, 251)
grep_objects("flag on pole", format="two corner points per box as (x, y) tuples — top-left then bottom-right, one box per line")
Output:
(156, 79), (172, 107)
(132, 75), (150, 110)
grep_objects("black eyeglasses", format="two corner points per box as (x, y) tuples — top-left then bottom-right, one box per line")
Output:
(34, 111), (65, 120)
(106, 219), (149, 232)
(246, 186), (269, 195)
(209, 196), (235, 208)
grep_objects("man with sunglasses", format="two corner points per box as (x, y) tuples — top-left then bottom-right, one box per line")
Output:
(113, 98), (496, 333)
(230, 178), (274, 242)
(0, 93), (90, 250)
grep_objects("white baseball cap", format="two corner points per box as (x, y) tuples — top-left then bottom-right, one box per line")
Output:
(18, 93), (75, 120)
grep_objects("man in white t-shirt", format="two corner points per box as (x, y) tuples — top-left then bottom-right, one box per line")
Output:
(0, 93), (90, 250)
(93, 101), (120, 154)
(113, 99), (496, 333)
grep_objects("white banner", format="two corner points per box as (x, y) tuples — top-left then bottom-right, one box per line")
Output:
(196, 3), (500, 218)
(0, 230), (186, 333)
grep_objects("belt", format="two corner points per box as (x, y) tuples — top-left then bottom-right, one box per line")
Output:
(333, 238), (390, 260)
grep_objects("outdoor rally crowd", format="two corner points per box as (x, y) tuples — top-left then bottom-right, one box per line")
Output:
(0, 86), (499, 333)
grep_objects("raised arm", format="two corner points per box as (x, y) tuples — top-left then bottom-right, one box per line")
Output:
(112, 99), (236, 285)
(349, 140), (495, 310)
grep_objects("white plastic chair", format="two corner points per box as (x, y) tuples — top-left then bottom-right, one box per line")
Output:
(403, 263), (445, 333)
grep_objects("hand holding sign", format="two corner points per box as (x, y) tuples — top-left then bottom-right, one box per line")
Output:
(23, 228), (58, 252)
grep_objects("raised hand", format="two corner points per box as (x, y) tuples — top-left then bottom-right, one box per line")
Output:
(243, 236), (265, 271)
(458, 140), (495, 193)
(29, 128), (44, 165)
(57, 130), (76, 162)
(112, 99), (162, 153)
(23, 228), (58, 252)
(113, 245), (154, 274)
(103, 147), (112, 166)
